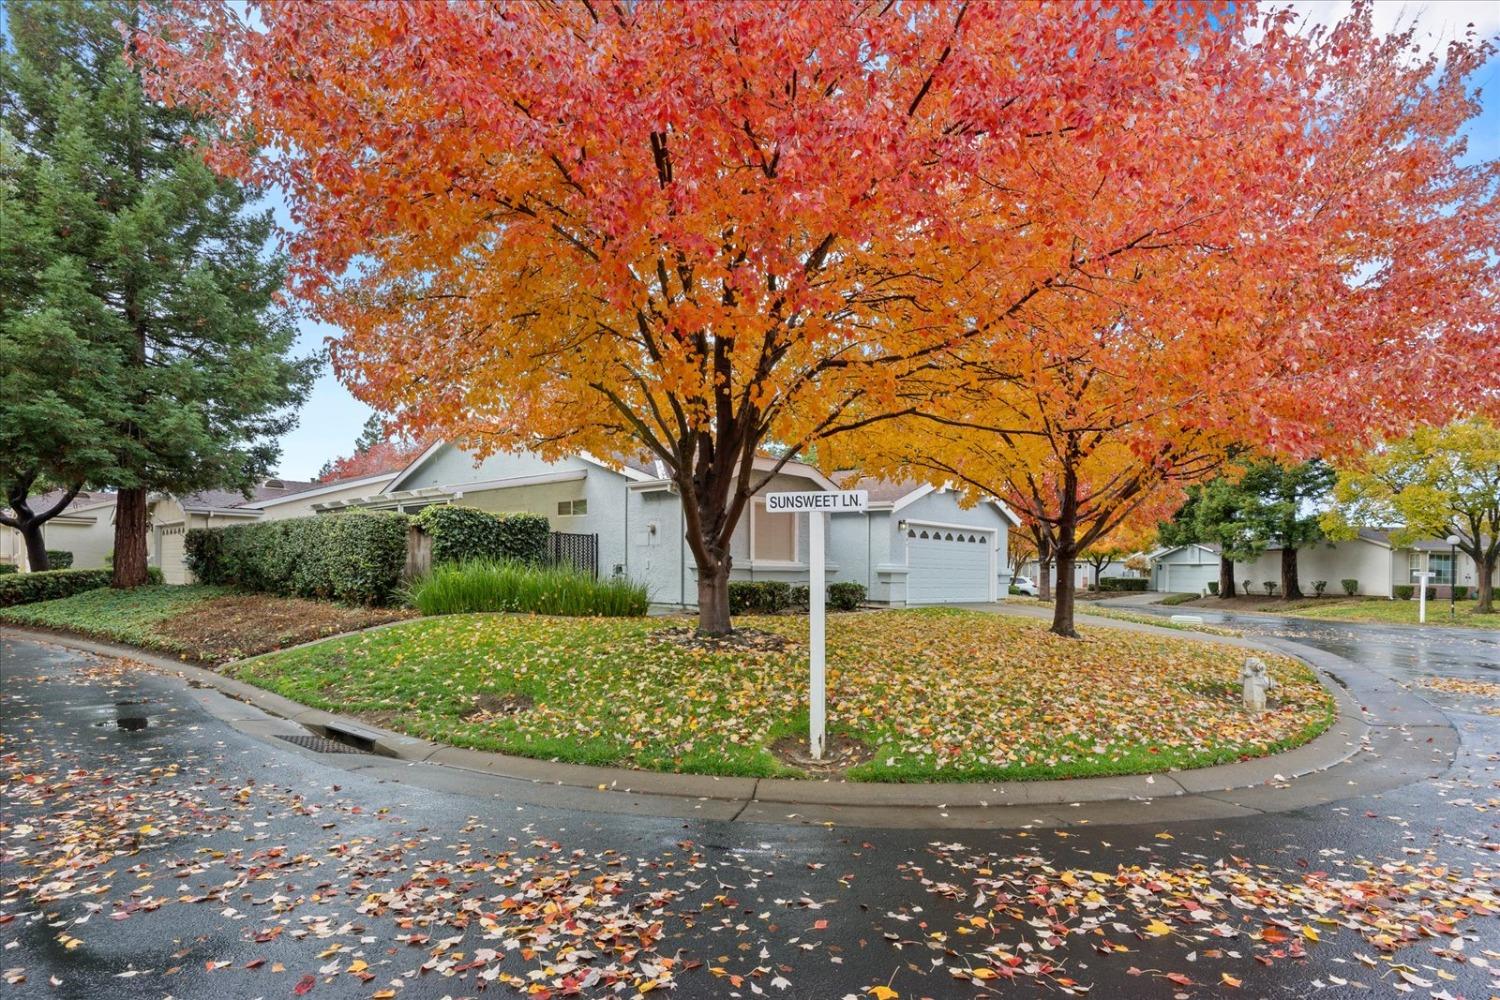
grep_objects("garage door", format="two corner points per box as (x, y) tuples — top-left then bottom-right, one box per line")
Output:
(906, 527), (993, 604)
(1163, 560), (1217, 594)
(157, 524), (188, 585)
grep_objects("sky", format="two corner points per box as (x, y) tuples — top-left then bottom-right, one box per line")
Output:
(267, 0), (1500, 480)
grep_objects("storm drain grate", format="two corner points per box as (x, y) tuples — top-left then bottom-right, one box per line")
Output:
(275, 733), (371, 755)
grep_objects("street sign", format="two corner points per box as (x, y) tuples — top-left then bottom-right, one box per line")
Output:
(764, 490), (869, 513)
(765, 489), (869, 760)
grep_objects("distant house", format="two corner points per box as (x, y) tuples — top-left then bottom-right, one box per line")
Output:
(317, 443), (1020, 607)
(1149, 530), (1497, 597)
(0, 489), (117, 570)
(147, 472), (400, 584)
(1014, 556), (1145, 590)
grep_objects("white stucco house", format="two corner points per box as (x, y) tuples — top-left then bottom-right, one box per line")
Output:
(1150, 530), (1496, 598)
(315, 443), (1020, 607)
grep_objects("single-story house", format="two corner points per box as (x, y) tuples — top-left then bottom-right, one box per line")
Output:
(317, 443), (1020, 607)
(1150, 530), (1498, 598)
(0, 489), (118, 570)
(148, 471), (400, 583)
(1014, 557), (1145, 590)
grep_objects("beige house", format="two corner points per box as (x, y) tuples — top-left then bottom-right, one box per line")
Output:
(148, 472), (400, 583)
(0, 491), (118, 569)
(0, 490), (118, 571)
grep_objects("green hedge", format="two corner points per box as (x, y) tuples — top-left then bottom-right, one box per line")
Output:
(186, 512), (410, 606)
(1453, 585), (1470, 600)
(1098, 576), (1148, 592)
(731, 580), (867, 614)
(1341, 579), (1359, 596)
(414, 505), (550, 566)
(0, 567), (162, 608)
(1394, 584), (1414, 600)
(0, 564), (16, 576)
(46, 550), (73, 569)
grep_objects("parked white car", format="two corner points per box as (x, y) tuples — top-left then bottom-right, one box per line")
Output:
(1011, 575), (1039, 596)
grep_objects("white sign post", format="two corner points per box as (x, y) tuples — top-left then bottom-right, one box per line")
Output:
(764, 489), (868, 760)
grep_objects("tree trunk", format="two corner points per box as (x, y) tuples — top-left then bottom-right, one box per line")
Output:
(696, 559), (733, 635)
(1218, 555), (1235, 600)
(1038, 557), (1052, 601)
(112, 488), (150, 588)
(1476, 551), (1496, 615)
(1051, 547), (1079, 637)
(21, 524), (49, 572)
(1280, 547), (1301, 599)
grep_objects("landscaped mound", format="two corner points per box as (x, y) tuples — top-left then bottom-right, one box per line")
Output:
(230, 609), (1334, 782)
(0, 585), (411, 662)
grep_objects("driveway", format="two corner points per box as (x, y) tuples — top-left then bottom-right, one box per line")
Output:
(2, 619), (1496, 998)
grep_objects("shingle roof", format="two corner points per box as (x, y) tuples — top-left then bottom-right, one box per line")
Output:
(176, 479), (317, 512)
(836, 475), (927, 503)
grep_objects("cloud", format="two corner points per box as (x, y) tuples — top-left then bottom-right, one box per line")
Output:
(1265, 1), (1500, 49)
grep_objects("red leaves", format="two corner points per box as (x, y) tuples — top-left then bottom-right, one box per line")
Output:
(293, 973), (316, 995)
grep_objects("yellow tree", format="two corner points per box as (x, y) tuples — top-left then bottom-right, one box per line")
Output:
(1326, 419), (1500, 614)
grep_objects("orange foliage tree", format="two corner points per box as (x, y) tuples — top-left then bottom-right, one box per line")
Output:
(317, 416), (435, 483)
(139, 2), (1498, 634)
(837, 6), (1500, 635)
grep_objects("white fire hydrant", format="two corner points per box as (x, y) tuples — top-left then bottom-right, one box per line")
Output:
(1240, 657), (1277, 715)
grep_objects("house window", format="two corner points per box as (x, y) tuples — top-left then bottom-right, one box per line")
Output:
(556, 499), (587, 516)
(1410, 551), (1452, 584)
(751, 501), (797, 562)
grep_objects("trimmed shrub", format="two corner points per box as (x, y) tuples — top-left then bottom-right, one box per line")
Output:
(1452, 585), (1470, 600)
(0, 564), (17, 576)
(827, 581), (867, 611)
(1425, 586), (1437, 602)
(1393, 584), (1414, 600)
(1008, 584), (1023, 595)
(1242, 580), (1254, 595)
(186, 511), (410, 606)
(414, 505), (550, 565)
(0, 567), (161, 608)
(1341, 578), (1359, 596)
(1207, 580), (1219, 596)
(46, 550), (73, 569)
(728, 580), (793, 614)
(1098, 577), (1148, 592)
(1159, 592), (1199, 606)
(410, 559), (647, 617)
(1313, 580), (1327, 597)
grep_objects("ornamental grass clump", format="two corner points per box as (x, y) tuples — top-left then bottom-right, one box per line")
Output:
(411, 559), (647, 617)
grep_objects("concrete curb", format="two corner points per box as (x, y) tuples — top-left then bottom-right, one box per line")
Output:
(4, 611), (1436, 827)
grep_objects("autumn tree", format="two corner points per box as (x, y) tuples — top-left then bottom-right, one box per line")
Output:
(318, 415), (434, 482)
(1325, 419), (1500, 614)
(137, 2), (1438, 634)
(1082, 524), (1155, 591)
(838, 5), (1500, 635)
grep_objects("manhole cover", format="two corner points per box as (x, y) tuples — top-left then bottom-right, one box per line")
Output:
(275, 733), (370, 755)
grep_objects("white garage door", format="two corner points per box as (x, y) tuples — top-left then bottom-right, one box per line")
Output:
(158, 525), (188, 585)
(1164, 560), (1217, 594)
(906, 527), (994, 604)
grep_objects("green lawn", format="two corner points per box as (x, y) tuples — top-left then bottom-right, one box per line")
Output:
(1288, 597), (1499, 629)
(230, 609), (1334, 782)
(0, 584), (411, 662)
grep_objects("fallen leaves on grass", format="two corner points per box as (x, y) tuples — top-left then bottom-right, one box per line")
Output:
(231, 609), (1333, 782)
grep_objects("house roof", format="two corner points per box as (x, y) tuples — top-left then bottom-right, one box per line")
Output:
(175, 478), (317, 513)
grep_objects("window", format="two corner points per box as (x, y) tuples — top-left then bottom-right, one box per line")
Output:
(556, 499), (587, 516)
(1410, 551), (1452, 584)
(751, 501), (797, 562)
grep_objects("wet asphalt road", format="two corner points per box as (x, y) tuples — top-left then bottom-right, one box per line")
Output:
(1, 614), (1497, 1000)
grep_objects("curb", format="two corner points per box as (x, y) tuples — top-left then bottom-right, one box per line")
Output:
(2, 616), (1432, 829)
